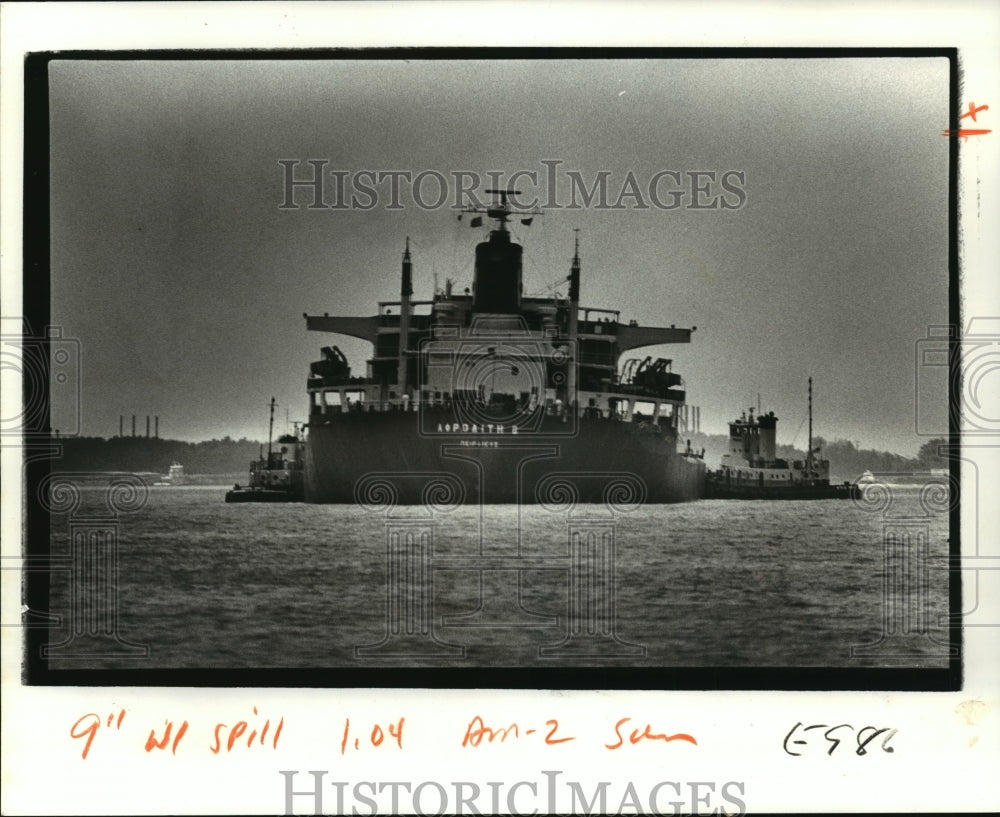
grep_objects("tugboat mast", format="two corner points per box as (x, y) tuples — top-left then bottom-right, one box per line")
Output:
(267, 396), (276, 462)
(807, 377), (813, 471)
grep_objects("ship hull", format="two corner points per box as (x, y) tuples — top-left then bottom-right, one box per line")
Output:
(305, 411), (705, 505)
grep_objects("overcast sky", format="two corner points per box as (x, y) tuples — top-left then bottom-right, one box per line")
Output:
(48, 56), (949, 455)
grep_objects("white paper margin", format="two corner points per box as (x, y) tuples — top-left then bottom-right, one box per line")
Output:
(2, 2), (998, 814)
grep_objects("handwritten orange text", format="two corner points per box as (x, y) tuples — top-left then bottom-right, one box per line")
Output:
(340, 717), (404, 754)
(943, 101), (992, 139)
(461, 716), (576, 747)
(70, 707), (126, 760)
(70, 706), (285, 759)
(145, 719), (188, 754)
(961, 102), (989, 121)
(461, 715), (697, 750)
(605, 717), (698, 749)
(210, 707), (284, 754)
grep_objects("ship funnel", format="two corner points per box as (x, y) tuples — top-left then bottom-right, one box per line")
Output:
(758, 410), (778, 463)
(471, 189), (524, 314)
(473, 229), (523, 313)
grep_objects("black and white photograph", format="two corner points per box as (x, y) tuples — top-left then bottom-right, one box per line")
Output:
(24, 51), (958, 681)
(3, 3), (998, 815)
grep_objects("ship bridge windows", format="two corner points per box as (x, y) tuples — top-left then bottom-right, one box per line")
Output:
(418, 388), (449, 407)
(608, 397), (670, 424)
(312, 391), (335, 412)
(313, 390), (332, 412)
(632, 400), (657, 421)
(610, 397), (630, 421)
(313, 389), (370, 413)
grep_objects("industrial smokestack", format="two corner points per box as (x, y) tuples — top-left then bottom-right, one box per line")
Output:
(146, 415), (150, 438)
(155, 416), (159, 438)
(131, 415), (136, 437)
(119, 415), (123, 438)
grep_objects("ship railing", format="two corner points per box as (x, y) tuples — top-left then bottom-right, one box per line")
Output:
(312, 400), (427, 417)
(580, 307), (621, 323)
(307, 374), (370, 389)
(578, 321), (620, 337)
(613, 384), (686, 402)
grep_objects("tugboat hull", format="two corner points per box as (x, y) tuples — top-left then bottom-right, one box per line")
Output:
(704, 480), (859, 500)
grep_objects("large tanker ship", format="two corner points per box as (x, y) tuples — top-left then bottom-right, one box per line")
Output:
(303, 191), (706, 504)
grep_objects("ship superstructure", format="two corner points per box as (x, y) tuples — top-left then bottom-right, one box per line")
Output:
(303, 191), (706, 504)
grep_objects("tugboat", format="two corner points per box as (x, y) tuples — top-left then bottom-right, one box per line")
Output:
(705, 378), (859, 500)
(302, 190), (707, 504)
(225, 398), (305, 502)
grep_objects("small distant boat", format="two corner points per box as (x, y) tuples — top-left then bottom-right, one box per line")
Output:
(152, 462), (185, 487)
(705, 378), (859, 500)
(225, 398), (305, 503)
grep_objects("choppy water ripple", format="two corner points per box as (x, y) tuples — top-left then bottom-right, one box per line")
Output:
(46, 485), (951, 670)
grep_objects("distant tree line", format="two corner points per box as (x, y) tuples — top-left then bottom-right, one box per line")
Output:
(685, 433), (949, 482)
(53, 433), (950, 482)
(51, 436), (264, 475)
